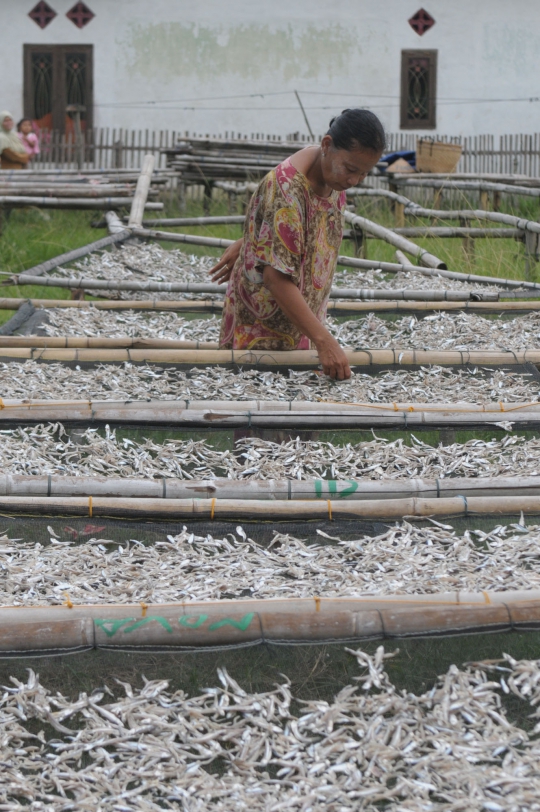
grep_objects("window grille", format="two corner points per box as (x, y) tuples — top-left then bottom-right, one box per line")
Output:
(400, 50), (437, 130)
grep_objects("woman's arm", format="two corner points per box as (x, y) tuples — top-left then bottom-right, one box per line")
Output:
(263, 265), (351, 380)
(2, 148), (29, 164)
(208, 238), (243, 284)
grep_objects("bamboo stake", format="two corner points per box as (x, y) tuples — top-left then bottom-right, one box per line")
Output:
(343, 210), (446, 269)
(128, 154), (156, 228)
(0, 347), (538, 366)
(7, 273), (499, 302)
(2, 473), (540, 501)
(120, 215), (246, 228)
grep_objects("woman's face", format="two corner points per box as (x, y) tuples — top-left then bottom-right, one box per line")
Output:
(320, 136), (382, 192)
(2, 116), (14, 132)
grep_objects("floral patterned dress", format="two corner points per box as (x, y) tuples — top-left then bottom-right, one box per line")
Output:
(219, 157), (346, 350)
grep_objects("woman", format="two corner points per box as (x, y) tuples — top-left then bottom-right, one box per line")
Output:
(210, 109), (385, 380)
(0, 112), (30, 169)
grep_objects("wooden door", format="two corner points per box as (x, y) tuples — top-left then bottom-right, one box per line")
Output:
(24, 44), (93, 133)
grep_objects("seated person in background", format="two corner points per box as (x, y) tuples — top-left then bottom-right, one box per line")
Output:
(17, 118), (39, 159)
(0, 111), (30, 169)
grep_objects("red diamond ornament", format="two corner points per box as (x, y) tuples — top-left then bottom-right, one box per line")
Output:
(28, 1), (57, 29)
(408, 8), (436, 36)
(66, 1), (95, 28)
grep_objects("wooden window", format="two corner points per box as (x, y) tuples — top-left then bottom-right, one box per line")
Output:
(400, 50), (437, 130)
(23, 44), (93, 133)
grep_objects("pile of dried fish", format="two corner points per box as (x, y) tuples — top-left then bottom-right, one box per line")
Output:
(0, 361), (536, 403)
(42, 308), (221, 341)
(333, 310), (540, 351)
(39, 307), (540, 352)
(2, 650), (540, 810)
(51, 243), (221, 301)
(4, 519), (540, 602)
(4, 424), (540, 482)
(332, 264), (505, 294)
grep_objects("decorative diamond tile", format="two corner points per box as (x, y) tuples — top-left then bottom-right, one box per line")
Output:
(66, 1), (95, 28)
(408, 8), (436, 36)
(28, 0), (57, 29)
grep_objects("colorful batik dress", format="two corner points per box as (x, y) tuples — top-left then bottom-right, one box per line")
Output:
(219, 156), (346, 350)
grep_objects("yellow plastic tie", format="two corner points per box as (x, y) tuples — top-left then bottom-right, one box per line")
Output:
(482, 591), (491, 605)
(327, 500), (333, 521)
(140, 601), (148, 617)
(210, 497), (216, 520)
(63, 592), (73, 609)
(314, 597), (321, 612)
(393, 402), (399, 411)
(88, 495), (93, 518)
(499, 402), (505, 412)
(0, 398), (4, 410)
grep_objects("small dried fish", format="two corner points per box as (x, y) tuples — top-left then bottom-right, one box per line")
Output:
(1, 649), (540, 809)
(3, 520), (540, 604)
(0, 361), (537, 403)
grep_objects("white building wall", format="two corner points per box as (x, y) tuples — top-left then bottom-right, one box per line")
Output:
(3, 0), (539, 137)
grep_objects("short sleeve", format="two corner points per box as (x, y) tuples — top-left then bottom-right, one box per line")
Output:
(251, 171), (304, 284)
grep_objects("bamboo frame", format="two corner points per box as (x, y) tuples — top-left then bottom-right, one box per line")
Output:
(0, 347), (537, 366)
(0, 336), (218, 350)
(3, 595), (540, 653)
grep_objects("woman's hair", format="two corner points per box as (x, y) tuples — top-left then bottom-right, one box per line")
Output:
(327, 109), (386, 153)
(17, 118), (32, 131)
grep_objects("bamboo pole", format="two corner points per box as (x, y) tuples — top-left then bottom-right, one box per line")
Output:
(406, 205), (540, 236)
(3, 298), (540, 315)
(0, 196), (163, 210)
(0, 185), (138, 197)
(3, 596), (540, 653)
(7, 273), (499, 302)
(14, 232), (132, 279)
(0, 494), (539, 521)
(395, 178), (540, 198)
(0, 398), (539, 427)
(2, 473), (540, 501)
(343, 211), (446, 269)
(128, 154), (156, 228)
(389, 227), (519, 239)
(118, 215), (246, 228)
(0, 347), (538, 366)
(0, 336), (218, 350)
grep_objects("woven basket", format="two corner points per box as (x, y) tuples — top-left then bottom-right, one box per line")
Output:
(416, 139), (463, 173)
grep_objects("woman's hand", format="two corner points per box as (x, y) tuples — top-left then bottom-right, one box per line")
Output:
(314, 333), (351, 381)
(209, 238), (243, 284)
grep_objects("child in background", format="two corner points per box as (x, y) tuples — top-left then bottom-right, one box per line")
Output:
(17, 119), (40, 159)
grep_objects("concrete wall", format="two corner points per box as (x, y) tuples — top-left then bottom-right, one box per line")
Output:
(4, 0), (540, 137)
